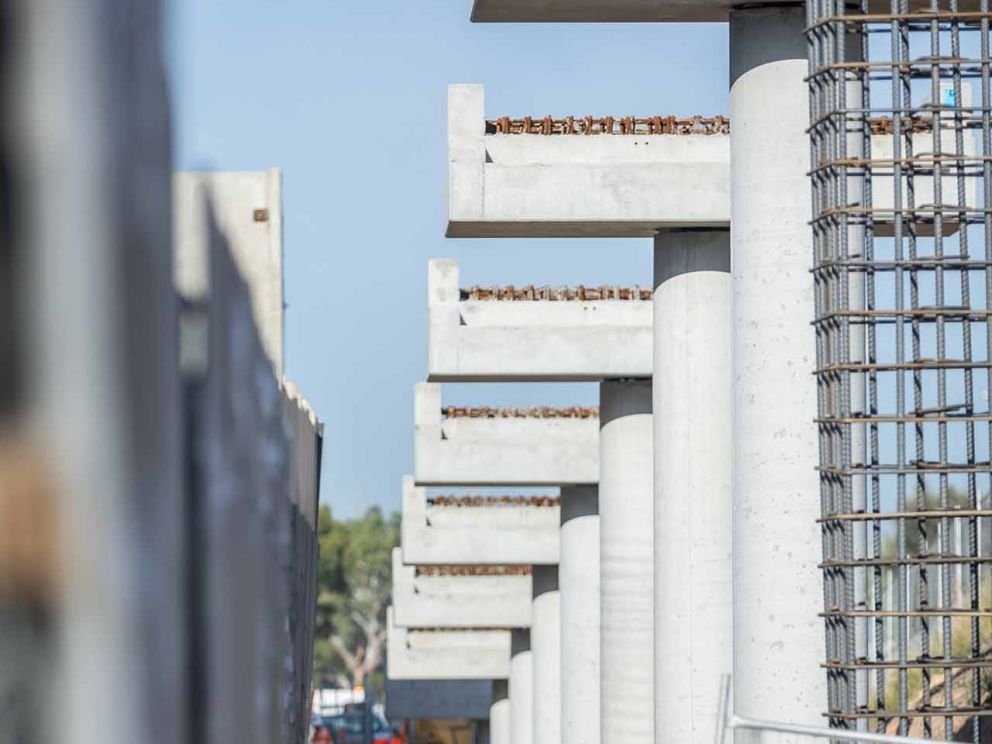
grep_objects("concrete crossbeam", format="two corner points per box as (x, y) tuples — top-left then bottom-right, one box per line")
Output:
(401, 476), (560, 565)
(387, 607), (511, 680)
(414, 382), (599, 486)
(428, 259), (652, 381)
(447, 85), (977, 240)
(391, 547), (533, 628)
(447, 85), (729, 237)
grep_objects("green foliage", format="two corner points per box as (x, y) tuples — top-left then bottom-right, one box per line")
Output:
(312, 505), (400, 692)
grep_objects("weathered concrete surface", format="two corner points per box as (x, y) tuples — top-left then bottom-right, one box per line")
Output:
(730, 5), (825, 726)
(559, 486), (600, 744)
(428, 259), (652, 381)
(384, 679), (493, 720)
(447, 85), (729, 237)
(401, 476), (560, 565)
(653, 230), (732, 744)
(391, 547), (532, 628)
(414, 383), (598, 486)
(387, 608), (511, 680)
(174, 170), (284, 373)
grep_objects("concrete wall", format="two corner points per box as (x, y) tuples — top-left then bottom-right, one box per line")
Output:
(387, 608), (512, 680)
(392, 548), (532, 628)
(401, 476), (560, 565)
(384, 679), (494, 720)
(414, 383), (599, 486)
(447, 85), (729, 237)
(428, 259), (652, 381)
(174, 170), (284, 373)
(5, 4), (183, 743)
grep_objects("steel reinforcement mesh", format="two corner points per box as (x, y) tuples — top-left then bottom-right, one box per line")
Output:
(807, 1), (992, 739)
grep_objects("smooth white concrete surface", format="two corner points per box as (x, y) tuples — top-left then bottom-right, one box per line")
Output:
(386, 608), (511, 680)
(729, 6), (825, 726)
(530, 566), (561, 744)
(509, 631), (533, 744)
(490, 681), (510, 744)
(447, 85), (729, 237)
(559, 486), (600, 744)
(428, 259), (652, 381)
(401, 476), (560, 565)
(174, 170), (284, 373)
(414, 382), (599, 486)
(653, 230), (732, 743)
(598, 380), (653, 744)
(391, 547), (532, 628)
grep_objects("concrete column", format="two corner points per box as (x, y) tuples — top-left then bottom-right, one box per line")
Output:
(559, 486), (600, 744)
(509, 631), (533, 744)
(490, 681), (509, 744)
(729, 5), (825, 726)
(653, 230), (732, 743)
(599, 380), (653, 744)
(531, 565), (560, 744)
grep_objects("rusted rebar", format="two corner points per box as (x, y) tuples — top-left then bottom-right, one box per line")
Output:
(441, 405), (599, 419)
(460, 284), (652, 301)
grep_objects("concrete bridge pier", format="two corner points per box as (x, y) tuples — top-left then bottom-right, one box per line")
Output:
(729, 4), (825, 728)
(599, 380), (653, 744)
(531, 566), (560, 744)
(490, 681), (510, 744)
(559, 486), (599, 744)
(509, 630), (533, 744)
(653, 229), (732, 743)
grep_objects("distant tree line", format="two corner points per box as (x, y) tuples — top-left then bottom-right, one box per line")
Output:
(313, 505), (400, 694)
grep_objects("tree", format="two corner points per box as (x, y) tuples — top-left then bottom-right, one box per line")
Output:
(313, 505), (399, 691)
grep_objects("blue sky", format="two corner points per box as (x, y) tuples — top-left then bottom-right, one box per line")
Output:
(168, 0), (729, 518)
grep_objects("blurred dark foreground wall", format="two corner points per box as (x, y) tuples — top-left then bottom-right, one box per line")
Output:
(0, 2), (322, 743)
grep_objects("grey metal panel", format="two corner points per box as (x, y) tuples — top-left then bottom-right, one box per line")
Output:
(385, 679), (493, 720)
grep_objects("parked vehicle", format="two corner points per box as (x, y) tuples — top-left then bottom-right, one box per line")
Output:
(310, 710), (403, 744)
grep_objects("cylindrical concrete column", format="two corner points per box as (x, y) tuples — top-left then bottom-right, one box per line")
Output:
(509, 630), (533, 744)
(531, 565), (560, 744)
(490, 681), (509, 744)
(729, 5), (825, 725)
(560, 486), (599, 744)
(599, 379), (653, 744)
(653, 230), (732, 743)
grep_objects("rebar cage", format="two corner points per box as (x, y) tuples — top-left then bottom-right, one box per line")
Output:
(807, 1), (992, 739)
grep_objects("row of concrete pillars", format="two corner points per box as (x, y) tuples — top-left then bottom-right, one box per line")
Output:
(487, 6), (823, 744)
